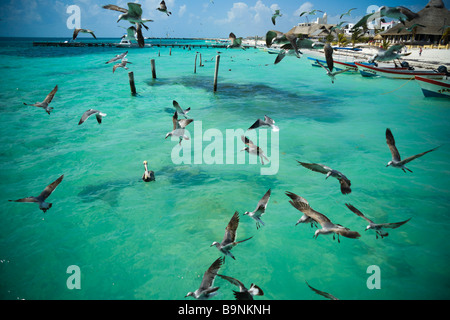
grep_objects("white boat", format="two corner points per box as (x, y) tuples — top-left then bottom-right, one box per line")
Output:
(415, 76), (450, 98)
(113, 38), (152, 48)
(355, 62), (446, 79)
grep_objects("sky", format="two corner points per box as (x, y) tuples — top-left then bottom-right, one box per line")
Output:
(0, 0), (449, 39)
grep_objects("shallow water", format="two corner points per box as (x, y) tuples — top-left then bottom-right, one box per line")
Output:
(0, 38), (449, 300)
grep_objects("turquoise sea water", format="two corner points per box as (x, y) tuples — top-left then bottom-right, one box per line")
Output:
(0, 37), (449, 300)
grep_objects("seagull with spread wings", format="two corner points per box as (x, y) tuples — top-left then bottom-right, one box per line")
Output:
(385, 128), (439, 173)
(9, 175), (64, 213)
(247, 115), (279, 132)
(23, 85), (58, 115)
(345, 203), (411, 239)
(227, 32), (246, 50)
(165, 111), (193, 145)
(185, 257), (223, 299)
(241, 136), (270, 165)
(286, 191), (318, 228)
(244, 189), (271, 229)
(172, 100), (191, 119)
(105, 51), (128, 64)
(78, 109), (106, 125)
(157, 1), (172, 16)
(297, 161), (352, 195)
(218, 274), (264, 300)
(285, 192), (361, 243)
(72, 28), (96, 40)
(211, 211), (253, 261)
(271, 9), (282, 25)
(103, 3), (153, 29)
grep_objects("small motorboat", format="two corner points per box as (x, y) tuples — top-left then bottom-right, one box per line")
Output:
(415, 75), (450, 98)
(355, 62), (446, 79)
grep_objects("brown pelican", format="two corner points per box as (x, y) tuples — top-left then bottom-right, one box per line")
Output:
(385, 128), (439, 173)
(23, 85), (58, 115)
(185, 257), (223, 299)
(9, 175), (64, 213)
(210, 211), (253, 260)
(142, 161), (155, 182)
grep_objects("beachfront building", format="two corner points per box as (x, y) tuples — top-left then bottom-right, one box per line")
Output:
(288, 12), (336, 41)
(379, 0), (450, 46)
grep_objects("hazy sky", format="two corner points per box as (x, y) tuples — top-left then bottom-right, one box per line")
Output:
(0, 0), (448, 39)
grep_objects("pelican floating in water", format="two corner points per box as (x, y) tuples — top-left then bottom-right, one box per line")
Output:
(142, 161), (155, 182)
(9, 175), (64, 213)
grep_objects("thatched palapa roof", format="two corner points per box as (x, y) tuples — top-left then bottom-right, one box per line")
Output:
(380, 0), (450, 36)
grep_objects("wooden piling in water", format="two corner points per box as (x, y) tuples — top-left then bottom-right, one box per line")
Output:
(169, 48), (172, 56)
(213, 55), (220, 92)
(150, 59), (157, 79)
(128, 72), (137, 94)
(194, 53), (197, 74)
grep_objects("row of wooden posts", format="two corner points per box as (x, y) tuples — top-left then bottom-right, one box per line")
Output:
(127, 52), (221, 95)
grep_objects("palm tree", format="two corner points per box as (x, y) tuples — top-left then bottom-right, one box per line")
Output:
(337, 33), (348, 47)
(351, 28), (364, 47)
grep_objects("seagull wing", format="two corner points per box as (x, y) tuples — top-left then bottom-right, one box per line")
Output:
(332, 68), (352, 76)
(324, 43), (334, 72)
(172, 100), (185, 114)
(102, 4), (127, 13)
(316, 60), (329, 72)
(274, 51), (286, 64)
(79, 109), (98, 125)
(263, 115), (275, 125)
(286, 33), (300, 58)
(73, 28), (81, 40)
(338, 177), (352, 195)
(306, 281), (339, 300)
(248, 119), (265, 130)
(333, 227), (361, 239)
(222, 211), (240, 246)
(345, 203), (373, 224)
(95, 112), (104, 124)
(241, 135), (255, 147)
(271, 15), (276, 25)
(378, 217), (411, 229)
(400, 146), (439, 165)
(198, 257), (223, 292)
(38, 174), (64, 200)
(386, 128), (401, 161)
(297, 161), (332, 175)
(127, 3), (143, 17)
(44, 85), (58, 104)
(9, 197), (39, 203)
(177, 119), (193, 129)
(265, 30), (284, 47)
(285, 192), (331, 226)
(397, 6), (419, 21)
(134, 23), (145, 48)
(254, 188), (271, 215)
(172, 112), (178, 130)
(217, 274), (246, 291)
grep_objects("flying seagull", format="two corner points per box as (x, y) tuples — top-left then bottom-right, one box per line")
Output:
(172, 100), (191, 119)
(165, 111), (193, 145)
(23, 85), (58, 115)
(185, 257), (223, 299)
(211, 211), (253, 261)
(300, 9), (324, 17)
(368, 44), (410, 63)
(284, 192), (361, 242)
(78, 109), (106, 125)
(340, 8), (356, 19)
(142, 161), (155, 182)
(72, 28), (96, 40)
(297, 161), (352, 195)
(9, 174), (64, 213)
(397, 24), (426, 33)
(286, 191), (318, 228)
(105, 51), (128, 64)
(241, 136), (270, 165)
(306, 281), (339, 300)
(274, 43), (303, 64)
(316, 60), (351, 84)
(103, 3), (153, 30)
(248, 115), (279, 132)
(345, 203), (411, 239)
(330, 21), (349, 33)
(112, 58), (132, 73)
(227, 32), (246, 50)
(157, 1), (172, 16)
(120, 25), (145, 48)
(244, 189), (271, 229)
(271, 9), (282, 25)
(352, 6), (418, 31)
(385, 128), (439, 173)
(266, 30), (301, 58)
(217, 274), (264, 300)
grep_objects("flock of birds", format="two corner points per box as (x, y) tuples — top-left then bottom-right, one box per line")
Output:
(10, 2), (442, 301)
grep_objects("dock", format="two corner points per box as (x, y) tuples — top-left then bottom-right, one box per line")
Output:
(32, 42), (256, 49)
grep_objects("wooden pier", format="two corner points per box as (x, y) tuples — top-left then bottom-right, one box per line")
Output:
(32, 41), (256, 49)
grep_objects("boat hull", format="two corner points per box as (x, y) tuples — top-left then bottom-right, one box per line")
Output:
(355, 62), (446, 79)
(307, 57), (358, 72)
(415, 75), (450, 98)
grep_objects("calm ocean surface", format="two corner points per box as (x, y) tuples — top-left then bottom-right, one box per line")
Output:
(0, 37), (449, 300)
